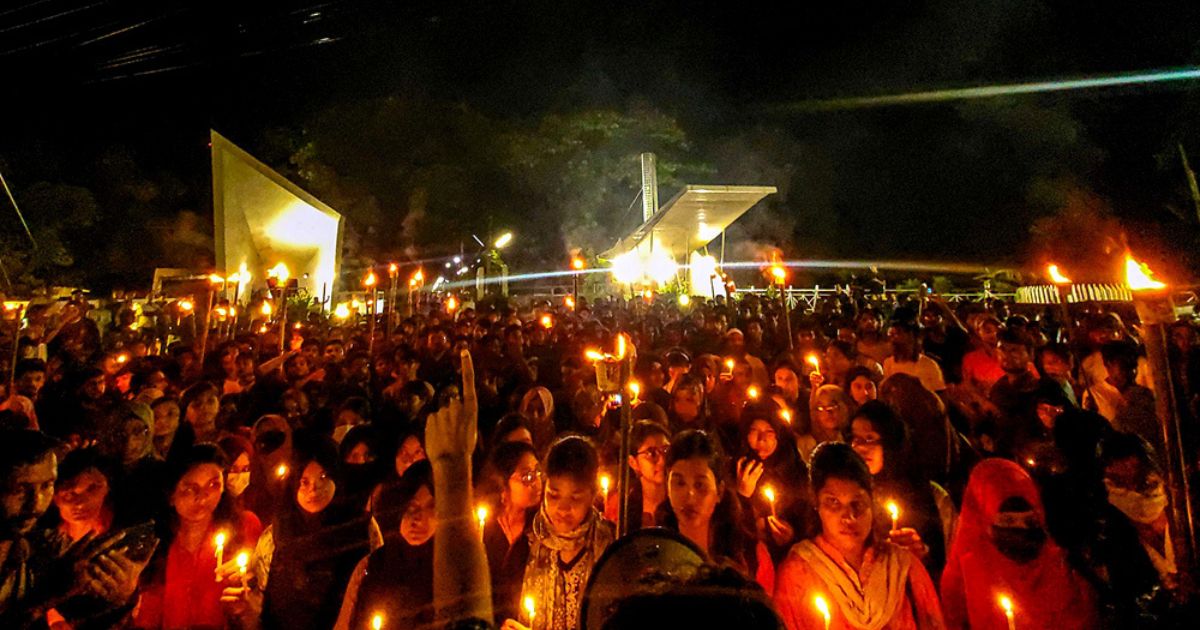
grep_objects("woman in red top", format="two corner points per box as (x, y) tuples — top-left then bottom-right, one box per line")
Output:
(133, 443), (262, 629)
(774, 443), (944, 630)
(940, 458), (1098, 630)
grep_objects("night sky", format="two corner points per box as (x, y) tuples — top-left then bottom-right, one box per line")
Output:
(2, 1), (1200, 287)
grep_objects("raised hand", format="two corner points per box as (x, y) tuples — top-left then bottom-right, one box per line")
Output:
(736, 457), (765, 498)
(425, 349), (478, 461)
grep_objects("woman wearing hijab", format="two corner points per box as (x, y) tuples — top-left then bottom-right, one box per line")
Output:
(519, 386), (557, 455)
(334, 461), (437, 630)
(241, 414), (293, 523)
(230, 434), (373, 630)
(798, 385), (850, 463)
(734, 403), (811, 560)
(848, 401), (952, 581)
(940, 458), (1098, 630)
(774, 443), (944, 630)
(101, 402), (167, 527)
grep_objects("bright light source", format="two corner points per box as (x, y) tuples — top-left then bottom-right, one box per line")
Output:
(388, 262), (398, 275)
(1124, 253), (1166, 291)
(334, 303), (351, 319)
(261, 302), (272, 316)
(678, 294), (691, 306)
(610, 251), (643, 284)
(179, 299), (194, 312)
(1047, 264), (1071, 285)
(494, 232), (513, 249)
(453, 256), (462, 264)
(645, 250), (678, 285)
(209, 274), (225, 285)
(571, 257), (585, 270)
(363, 271), (377, 287)
(268, 262), (290, 283)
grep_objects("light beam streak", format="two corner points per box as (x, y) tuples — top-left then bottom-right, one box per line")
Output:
(779, 67), (1200, 111)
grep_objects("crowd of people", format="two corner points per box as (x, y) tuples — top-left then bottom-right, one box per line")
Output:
(1, 285), (1197, 629)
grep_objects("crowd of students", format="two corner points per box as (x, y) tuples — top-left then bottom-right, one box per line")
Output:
(1, 286), (1196, 628)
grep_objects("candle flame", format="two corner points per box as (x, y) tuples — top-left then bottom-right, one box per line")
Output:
(388, 262), (398, 274)
(413, 270), (424, 283)
(214, 531), (227, 550)
(236, 551), (249, 572)
(1046, 264), (1071, 285)
(725, 358), (735, 371)
(276, 464), (288, 479)
(998, 595), (1014, 614)
(886, 500), (900, 522)
(747, 385), (760, 400)
(372, 613), (384, 630)
(261, 301), (272, 316)
(446, 296), (458, 312)
(806, 354), (821, 371)
(629, 381), (640, 397)
(476, 505), (489, 529)
(1124, 254), (1166, 291)
(814, 594), (830, 621)
(565, 296), (576, 309)
(780, 409), (792, 424)
(523, 595), (536, 620)
(116, 353), (129, 364)
(763, 485), (776, 504)
(599, 474), (611, 495)
(540, 314), (553, 328)
(258, 325), (269, 334)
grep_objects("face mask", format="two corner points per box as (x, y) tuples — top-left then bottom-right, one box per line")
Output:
(227, 472), (250, 497)
(1105, 479), (1168, 524)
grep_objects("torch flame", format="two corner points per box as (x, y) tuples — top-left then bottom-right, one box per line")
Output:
(446, 296), (458, 312)
(1047, 264), (1071, 285)
(268, 262), (290, 283)
(571, 257), (585, 270)
(540, 314), (553, 328)
(476, 505), (489, 530)
(585, 349), (606, 362)
(770, 265), (786, 283)
(364, 271), (377, 287)
(616, 334), (627, 360)
(1124, 254), (1166, 291)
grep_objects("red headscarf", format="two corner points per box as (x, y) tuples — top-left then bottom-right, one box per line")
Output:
(940, 458), (1098, 630)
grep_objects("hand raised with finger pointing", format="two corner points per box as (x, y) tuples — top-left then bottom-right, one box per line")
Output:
(426, 349), (478, 461)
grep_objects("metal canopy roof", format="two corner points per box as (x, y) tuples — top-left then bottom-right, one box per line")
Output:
(604, 185), (777, 259)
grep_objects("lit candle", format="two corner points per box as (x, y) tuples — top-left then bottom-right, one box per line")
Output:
(724, 358), (735, 376)
(371, 612), (385, 630)
(599, 474), (611, 503)
(998, 595), (1015, 630)
(476, 505), (489, 537)
(213, 531), (227, 570)
(814, 594), (831, 630)
(886, 500), (900, 532)
(540, 314), (553, 329)
(806, 354), (821, 375)
(629, 381), (640, 404)
(747, 385), (760, 400)
(276, 464), (288, 479)
(780, 409), (792, 424)
(763, 485), (777, 517)
(523, 595), (537, 626)
(236, 551), (249, 587)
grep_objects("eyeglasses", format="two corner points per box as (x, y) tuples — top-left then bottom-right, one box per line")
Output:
(850, 436), (882, 448)
(636, 446), (671, 461)
(513, 469), (544, 487)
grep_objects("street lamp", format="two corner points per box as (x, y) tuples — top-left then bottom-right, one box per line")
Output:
(570, 256), (586, 306)
(494, 232), (514, 249)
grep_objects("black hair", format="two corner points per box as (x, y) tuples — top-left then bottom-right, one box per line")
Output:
(180, 381), (218, 416)
(1100, 339), (1141, 371)
(336, 396), (372, 422)
(492, 413), (533, 445)
(0, 429), (60, 479)
(375, 460), (434, 536)
(997, 327), (1031, 348)
(56, 447), (117, 488)
(14, 358), (46, 380)
(1099, 431), (1160, 473)
(544, 435), (599, 490)
(809, 442), (872, 496)
(849, 400), (908, 476)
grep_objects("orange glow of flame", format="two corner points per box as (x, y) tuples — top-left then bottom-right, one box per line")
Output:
(629, 381), (640, 397)
(886, 500), (900, 523)
(616, 334), (627, 360)
(806, 354), (821, 371)
(363, 271), (377, 287)
(747, 385), (760, 400)
(261, 302), (272, 316)
(1124, 254), (1166, 291)
(388, 262), (398, 274)
(1046, 264), (1071, 285)
(724, 358), (735, 372)
(585, 349), (606, 362)
(814, 595), (830, 625)
(276, 464), (288, 479)
(540, 314), (553, 328)
(215, 306), (228, 319)
(214, 531), (227, 552)
(565, 296), (576, 309)
(770, 265), (786, 283)
(258, 325), (268, 334)
(998, 595), (1014, 615)
(599, 474), (611, 496)
(236, 551), (249, 574)
(523, 596), (536, 622)
(476, 505), (489, 529)
(209, 274), (225, 285)
(179, 299), (194, 312)
(413, 270), (424, 283)
(780, 409), (792, 424)
(763, 485), (776, 504)
(116, 353), (129, 364)
(372, 613), (384, 630)
(446, 296), (458, 312)
(571, 257), (585, 270)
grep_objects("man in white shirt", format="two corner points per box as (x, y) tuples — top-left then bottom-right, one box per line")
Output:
(882, 319), (946, 393)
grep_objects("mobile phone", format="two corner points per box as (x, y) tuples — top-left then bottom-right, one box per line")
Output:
(93, 521), (159, 564)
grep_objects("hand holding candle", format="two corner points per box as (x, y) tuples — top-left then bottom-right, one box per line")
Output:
(235, 551), (249, 587)
(372, 612), (385, 630)
(476, 504), (489, 537)
(806, 354), (821, 375)
(599, 473), (611, 503)
(213, 531), (227, 573)
(523, 595), (536, 626)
